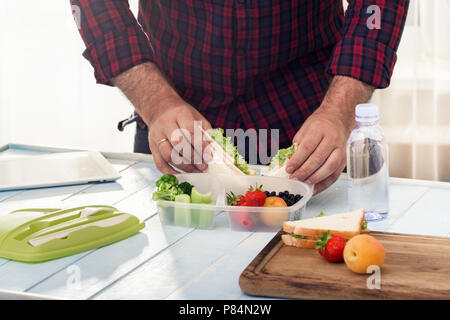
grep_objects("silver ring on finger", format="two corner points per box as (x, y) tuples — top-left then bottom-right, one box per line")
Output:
(157, 138), (169, 148)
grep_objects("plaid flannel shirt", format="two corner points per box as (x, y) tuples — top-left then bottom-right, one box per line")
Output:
(72, 0), (408, 152)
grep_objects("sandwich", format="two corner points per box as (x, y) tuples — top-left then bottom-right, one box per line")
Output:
(265, 143), (297, 178)
(282, 209), (368, 248)
(202, 128), (255, 175)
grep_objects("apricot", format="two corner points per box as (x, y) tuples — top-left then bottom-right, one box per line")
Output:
(344, 234), (385, 274)
(260, 197), (289, 227)
(263, 197), (287, 207)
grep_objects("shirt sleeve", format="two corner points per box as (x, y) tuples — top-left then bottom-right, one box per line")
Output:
(71, 0), (155, 86)
(327, 0), (409, 89)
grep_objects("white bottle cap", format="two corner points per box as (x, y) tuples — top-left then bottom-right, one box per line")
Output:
(355, 103), (379, 123)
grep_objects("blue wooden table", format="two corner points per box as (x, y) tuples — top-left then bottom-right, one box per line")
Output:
(0, 145), (449, 300)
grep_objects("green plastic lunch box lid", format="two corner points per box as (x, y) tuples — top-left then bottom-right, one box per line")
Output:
(0, 205), (145, 263)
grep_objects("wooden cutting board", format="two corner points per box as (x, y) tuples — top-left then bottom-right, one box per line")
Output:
(239, 231), (450, 299)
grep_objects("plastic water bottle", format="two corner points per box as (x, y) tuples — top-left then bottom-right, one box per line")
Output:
(347, 103), (389, 221)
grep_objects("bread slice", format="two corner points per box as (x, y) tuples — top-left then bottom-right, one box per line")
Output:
(265, 163), (290, 178)
(281, 234), (318, 249)
(201, 127), (255, 175)
(265, 143), (298, 178)
(283, 220), (301, 234)
(282, 209), (365, 240)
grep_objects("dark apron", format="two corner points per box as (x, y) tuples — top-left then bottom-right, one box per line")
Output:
(134, 119), (151, 154)
(118, 113), (151, 154)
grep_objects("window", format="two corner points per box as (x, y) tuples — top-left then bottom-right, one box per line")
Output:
(371, 0), (450, 181)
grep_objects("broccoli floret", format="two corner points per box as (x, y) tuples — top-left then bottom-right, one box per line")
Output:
(152, 174), (181, 201)
(156, 174), (179, 188)
(151, 188), (182, 201)
(178, 181), (193, 195)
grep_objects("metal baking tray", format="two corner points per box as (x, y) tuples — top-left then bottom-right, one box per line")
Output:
(0, 146), (121, 191)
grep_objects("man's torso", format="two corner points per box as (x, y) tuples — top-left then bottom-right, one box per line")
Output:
(138, 0), (344, 149)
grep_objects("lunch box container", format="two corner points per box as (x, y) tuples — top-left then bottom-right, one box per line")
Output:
(155, 173), (225, 229)
(155, 173), (313, 232)
(216, 174), (313, 232)
(0, 206), (145, 263)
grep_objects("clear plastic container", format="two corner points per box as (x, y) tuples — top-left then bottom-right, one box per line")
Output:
(155, 173), (225, 229)
(215, 174), (313, 232)
(155, 173), (313, 231)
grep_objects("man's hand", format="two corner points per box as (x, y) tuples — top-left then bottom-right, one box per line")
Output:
(286, 76), (374, 195)
(146, 96), (212, 174)
(112, 62), (212, 174)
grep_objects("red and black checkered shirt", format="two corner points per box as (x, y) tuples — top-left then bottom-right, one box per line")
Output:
(72, 0), (408, 151)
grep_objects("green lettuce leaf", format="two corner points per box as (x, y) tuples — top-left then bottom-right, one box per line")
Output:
(315, 211), (326, 218)
(361, 220), (368, 230)
(209, 128), (250, 174)
(269, 144), (297, 169)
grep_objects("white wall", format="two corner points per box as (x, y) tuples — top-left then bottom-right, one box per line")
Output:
(0, 0), (138, 151)
(0, 3), (10, 146)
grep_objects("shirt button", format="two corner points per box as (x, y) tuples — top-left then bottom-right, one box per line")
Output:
(237, 96), (245, 102)
(237, 48), (245, 56)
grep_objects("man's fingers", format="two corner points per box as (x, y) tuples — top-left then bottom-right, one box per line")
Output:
(176, 116), (209, 171)
(197, 113), (212, 131)
(158, 137), (200, 173)
(149, 139), (179, 175)
(312, 160), (346, 196)
(303, 148), (344, 185)
(198, 116), (213, 167)
(150, 121), (199, 173)
(160, 121), (201, 172)
(289, 138), (334, 182)
(286, 132), (323, 175)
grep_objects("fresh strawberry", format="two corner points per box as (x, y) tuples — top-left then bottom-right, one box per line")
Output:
(229, 205), (257, 228)
(245, 184), (267, 207)
(227, 192), (248, 206)
(226, 191), (240, 206)
(234, 211), (255, 227)
(227, 192), (255, 228)
(315, 231), (346, 263)
(236, 195), (247, 206)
